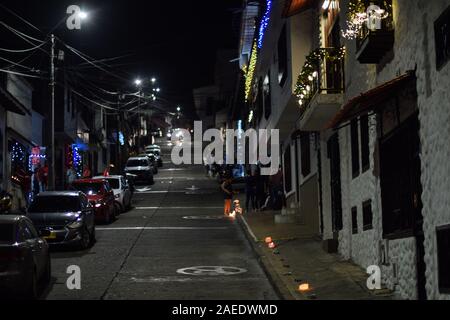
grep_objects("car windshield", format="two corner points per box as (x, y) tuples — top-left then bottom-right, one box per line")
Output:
(28, 196), (81, 213)
(127, 159), (148, 167)
(105, 178), (120, 189)
(72, 183), (103, 195)
(0, 224), (14, 243)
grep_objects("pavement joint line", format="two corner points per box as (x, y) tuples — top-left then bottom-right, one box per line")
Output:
(96, 227), (228, 230)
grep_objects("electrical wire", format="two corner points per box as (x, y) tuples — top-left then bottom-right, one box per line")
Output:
(0, 21), (44, 44)
(0, 67), (47, 79)
(0, 55), (44, 73)
(0, 3), (42, 34)
(0, 41), (47, 53)
(59, 39), (130, 82)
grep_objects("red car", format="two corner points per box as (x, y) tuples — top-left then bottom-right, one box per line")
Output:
(72, 179), (117, 224)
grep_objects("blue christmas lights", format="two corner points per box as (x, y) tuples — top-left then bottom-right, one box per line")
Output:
(11, 142), (26, 163)
(72, 144), (83, 178)
(257, 0), (273, 49)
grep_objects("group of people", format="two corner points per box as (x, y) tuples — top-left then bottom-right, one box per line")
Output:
(220, 165), (285, 216)
(31, 163), (48, 196)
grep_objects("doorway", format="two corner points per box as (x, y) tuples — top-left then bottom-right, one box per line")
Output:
(328, 133), (343, 232)
(379, 112), (426, 299)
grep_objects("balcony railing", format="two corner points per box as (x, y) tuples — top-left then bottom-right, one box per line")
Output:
(297, 47), (345, 119)
(355, 0), (394, 63)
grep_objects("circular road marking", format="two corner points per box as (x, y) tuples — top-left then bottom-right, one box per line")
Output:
(176, 266), (248, 276)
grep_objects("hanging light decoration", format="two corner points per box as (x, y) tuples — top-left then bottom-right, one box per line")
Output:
(72, 144), (83, 178)
(257, 0), (273, 49)
(294, 47), (346, 108)
(341, 0), (390, 40)
(11, 142), (26, 163)
(245, 40), (258, 101)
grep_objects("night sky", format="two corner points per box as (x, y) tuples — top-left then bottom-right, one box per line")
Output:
(1, 0), (242, 114)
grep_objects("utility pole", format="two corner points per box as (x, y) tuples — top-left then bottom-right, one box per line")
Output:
(137, 90), (141, 152)
(49, 34), (56, 189)
(116, 96), (121, 169)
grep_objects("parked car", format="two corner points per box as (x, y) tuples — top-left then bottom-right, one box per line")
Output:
(138, 153), (158, 174)
(27, 191), (96, 250)
(124, 157), (154, 184)
(93, 175), (132, 213)
(145, 144), (161, 152)
(146, 149), (163, 167)
(0, 215), (51, 299)
(72, 179), (117, 224)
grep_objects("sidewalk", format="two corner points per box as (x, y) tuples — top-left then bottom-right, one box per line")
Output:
(238, 210), (395, 300)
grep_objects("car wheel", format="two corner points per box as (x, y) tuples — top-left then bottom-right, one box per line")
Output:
(79, 227), (91, 250)
(43, 256), (51, 284)
(26, 269), (38, 300)
(89, 227), (96, 247)
(104, 210), (111, 224)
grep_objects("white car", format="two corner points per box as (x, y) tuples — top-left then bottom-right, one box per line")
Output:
(93, 175), (132, 212)
(145, 145), (161, 152)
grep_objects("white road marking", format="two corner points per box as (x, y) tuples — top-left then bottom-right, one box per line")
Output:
(135, 206), (222, 210)
(176, 266), (248, 276)
(96, 227), (228, 231)
(239, 215), (258, 243)
(135, 190), (185, 194)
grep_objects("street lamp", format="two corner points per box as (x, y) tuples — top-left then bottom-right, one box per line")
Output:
(177, 106), (181, 112)
(134, 79), (143, 87)
(78, 11), (88, 20)
(151, 77), (157, 83)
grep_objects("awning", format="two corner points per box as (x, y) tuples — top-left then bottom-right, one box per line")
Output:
(0, 86), (29, 115)
(283, 0), (316, 17)
(326, 71), (416, 129)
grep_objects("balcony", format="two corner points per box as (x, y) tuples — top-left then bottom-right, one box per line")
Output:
(355, 1), (394, 64)
(297, 47), (345, 131)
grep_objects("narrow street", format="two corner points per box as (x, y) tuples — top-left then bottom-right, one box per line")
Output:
(42, 140), (278, 300)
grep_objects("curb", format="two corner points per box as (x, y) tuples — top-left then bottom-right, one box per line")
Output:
(237, 215), (298, 301)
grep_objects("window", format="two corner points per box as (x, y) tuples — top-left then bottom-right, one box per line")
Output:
(360, 115), (370, 172)
(351, 119), (360, 178)
(435, 5), (450, 70)
(437, 225), (450, 293)
(29, 196), (81, 213)
(25, 220), (39, 238)
(0, 224), (14, 243)
(352, 207), (358, 234)
(363, 200), (373, 231)
(300, 133), (311, 177)
(277, 24), (288, 87)
(283, 145), (292, 193)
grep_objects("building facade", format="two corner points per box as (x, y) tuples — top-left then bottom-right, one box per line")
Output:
(237, 0), (450, 300)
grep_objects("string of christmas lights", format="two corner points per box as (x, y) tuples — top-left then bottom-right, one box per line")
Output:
(295, 47), (346, 108)
(72, 145), (83, 178)
(257, 0), (272, 49)
(11, 142), (26, 163)
(245, 40), (258, 102)
(342, 0), (390, 40)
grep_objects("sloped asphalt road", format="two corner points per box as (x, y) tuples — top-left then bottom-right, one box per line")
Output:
(42, 140), (278, 300)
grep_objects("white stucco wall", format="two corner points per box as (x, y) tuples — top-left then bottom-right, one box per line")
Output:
(331, 0), (450, 300)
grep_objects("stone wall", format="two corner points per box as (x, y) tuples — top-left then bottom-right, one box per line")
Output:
(331, 0), (450, 300)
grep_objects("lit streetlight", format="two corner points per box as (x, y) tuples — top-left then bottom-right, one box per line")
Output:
(78, 11), (88, 20)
